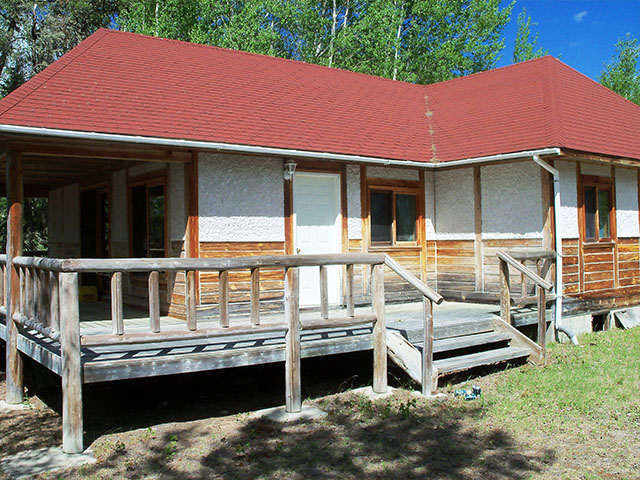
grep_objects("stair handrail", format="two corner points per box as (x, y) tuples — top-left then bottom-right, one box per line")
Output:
(496, 251), (553, 291)
(383, 254), (444, 305)
(383, 254), (443, 396)
(496, 250), (555, 365)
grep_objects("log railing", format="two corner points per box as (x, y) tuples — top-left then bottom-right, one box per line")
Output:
(3, 252), (444, 452)
(497, 250), (555, 360)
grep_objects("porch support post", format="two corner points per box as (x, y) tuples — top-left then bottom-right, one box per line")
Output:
(5, 150), (24, 404)
(60, 272), (83, 454)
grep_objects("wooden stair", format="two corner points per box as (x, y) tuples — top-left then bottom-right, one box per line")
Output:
(387, 315), (533, 389)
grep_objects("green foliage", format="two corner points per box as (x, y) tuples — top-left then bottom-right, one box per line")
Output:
(117, 0), (514, 84)
(513, 7), (547, 63)
(599, 33), (640, 105)
(0, 197), (48, 254)
(0, 0), (122, 96)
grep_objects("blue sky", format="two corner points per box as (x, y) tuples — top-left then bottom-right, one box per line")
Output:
(498, 0), (640, 79)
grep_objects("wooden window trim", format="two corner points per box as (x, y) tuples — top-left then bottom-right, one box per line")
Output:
(368, 185), (420, 248)
(580, 174), (615, 244)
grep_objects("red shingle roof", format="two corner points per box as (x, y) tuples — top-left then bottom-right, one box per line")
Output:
(1, 28), (639, 163)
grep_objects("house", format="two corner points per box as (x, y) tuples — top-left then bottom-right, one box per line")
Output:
(2, 28), (640, 453)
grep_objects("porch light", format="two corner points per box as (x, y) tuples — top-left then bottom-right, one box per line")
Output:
(283, 160), (297, 180)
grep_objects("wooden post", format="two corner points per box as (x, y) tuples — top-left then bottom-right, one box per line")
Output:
(219, 270), (229, 328)
(5, 150), (24, 404)
(111, 272), (124, 335)
(371, 264), (387, 394)
(250, 268), (260, 325)
(40, 270), (50, 327)
(345, 264), (354, 317)
(537, 285), (547, 364)
(319, 265), (329, 320)
(185, 270), (197, 330)
(59, 272), (83, 454)
(49, 272), (60, 333)
(422, 297), (435, 395)
(499, 259), (511, 324)
(148, 271), (160, 333)
(285, 267), (301, 413)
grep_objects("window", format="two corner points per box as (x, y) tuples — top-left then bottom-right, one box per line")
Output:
(582, 176), (613, 242)
(130, 180), (166, 258)
(370, 188), (417, 245)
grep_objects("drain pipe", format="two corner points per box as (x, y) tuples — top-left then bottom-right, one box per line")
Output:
(532, 155), (577, 345)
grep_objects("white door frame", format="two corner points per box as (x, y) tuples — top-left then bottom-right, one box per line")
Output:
(293, 171), (342, 306)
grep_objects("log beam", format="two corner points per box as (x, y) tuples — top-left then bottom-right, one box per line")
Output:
(5, 150), (24, 404)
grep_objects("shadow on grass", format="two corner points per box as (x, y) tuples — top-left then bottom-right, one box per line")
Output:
(75, 396), (553, 480)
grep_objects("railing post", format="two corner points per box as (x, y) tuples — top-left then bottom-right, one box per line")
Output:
(148, 271), (160, 333)
(285, 267), (301, 413)
(319, 265), (329, 320)
(5, 150), (24, 404)
(219, 270), (229, 328)
(537, 285), (547, 364)
(345, 264), (354, 317)
(422, 297), (435, 395)
(250, 268), (260, 325)
(49, 271), (60, 333)
(185, 270), (197, 331)
(111, 271), (124, 335)
(371, 263), (387, 394)
(59, 271), (83, 454)
(499, 259), (511, 324)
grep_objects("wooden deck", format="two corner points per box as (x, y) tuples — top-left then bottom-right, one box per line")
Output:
(0, 300), (500, 383)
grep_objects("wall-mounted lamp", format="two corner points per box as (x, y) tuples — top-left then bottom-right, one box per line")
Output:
(283, 160), (297, 180)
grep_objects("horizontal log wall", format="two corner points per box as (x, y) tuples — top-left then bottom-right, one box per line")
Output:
(562, 238), (580, 294)
(582, 243), (616, 293)
(436, 240), (475, 294)
(617, 237), (640, 288)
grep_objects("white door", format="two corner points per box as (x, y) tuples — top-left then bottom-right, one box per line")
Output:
(293, 172), (342, 306)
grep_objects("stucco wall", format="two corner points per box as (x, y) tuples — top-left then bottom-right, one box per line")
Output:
(434, 168), (474, 239)
(128, 162), (165, 177)
(424, 170), (436, 239)
(481, 162), (543, 238)
(615, 167), (640, 238)
(111, 169), (129, 257)
(346, 165), (362, 239)
(198, 153), (285, 242)
(169, 162), (187, 242)
(557, 160), (579, 239)
(581, 162), (612, 177)
(367, 165), (419, 181)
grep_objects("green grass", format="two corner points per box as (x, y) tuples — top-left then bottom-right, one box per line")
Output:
(487, 328), (640, 432)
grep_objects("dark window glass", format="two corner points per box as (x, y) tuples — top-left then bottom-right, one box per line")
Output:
(584, 186), (596, 240)
(148, 185), (165, 257)
(396, 194), (416, 241)
(131, 185), (147, 257)
(598, 189), (610, 239)
(371, 190), (393, 243)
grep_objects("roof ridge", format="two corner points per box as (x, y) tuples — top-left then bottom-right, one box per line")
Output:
(0, 29), (109, 118)
(101, 28), (424, 89)
(426, 55), (554, 89)
(421, 86), (438, 162)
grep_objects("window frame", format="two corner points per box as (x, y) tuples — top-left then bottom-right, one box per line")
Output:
(127, 172), (169, 259)
(368, 185), (419, 247)
(580, 174), (615, 244)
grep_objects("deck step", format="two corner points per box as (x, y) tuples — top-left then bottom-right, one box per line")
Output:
(434, 346), (530, 376)
(432, 331), (512, 354)
(433, 318), (495, 340)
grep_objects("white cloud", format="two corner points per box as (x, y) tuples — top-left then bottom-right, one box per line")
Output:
(573, 10), (588, 23)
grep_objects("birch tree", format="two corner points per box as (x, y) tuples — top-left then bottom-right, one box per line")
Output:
(513, 7), (547, 63)
(599, 34), (640, 105)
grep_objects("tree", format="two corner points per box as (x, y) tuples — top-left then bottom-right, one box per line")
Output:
(0, 1), (123, 96)
(513, 7), (547, 63)
(599, 33), (640, 105)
